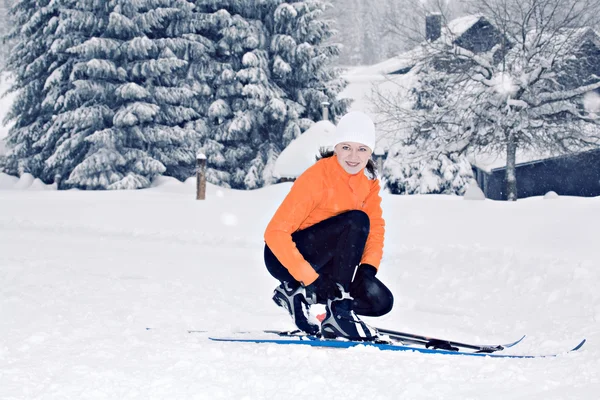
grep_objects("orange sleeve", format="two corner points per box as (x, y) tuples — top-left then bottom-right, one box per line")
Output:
(361, 178), (385, 269)
(264, 169), (323, 286)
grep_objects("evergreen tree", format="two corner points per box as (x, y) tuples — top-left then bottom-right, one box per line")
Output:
(384, 144), (473, 195)
(196, 6), (277, 188)
(0, 0), (13, 66)
(4, 0), (347, 190)
(195, 0), (349, 189)
(2, 0), (63, 178)
(4, 0), (214, 189)
(270, 1), (349, 129)
(61, 0), (214, 189)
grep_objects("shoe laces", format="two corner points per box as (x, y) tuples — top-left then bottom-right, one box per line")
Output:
(336, 310), (364, 324)
(328, 289), (361, 322)
(332, 283), (353, 302)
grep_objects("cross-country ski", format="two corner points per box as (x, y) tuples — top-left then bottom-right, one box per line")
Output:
(209, 331), (586, 359)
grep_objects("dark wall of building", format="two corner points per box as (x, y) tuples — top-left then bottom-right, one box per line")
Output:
(455, 20), (503, 54)
(475, 149), (600, 200)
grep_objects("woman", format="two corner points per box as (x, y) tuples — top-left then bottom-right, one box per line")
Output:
(264, 111), (393, 341)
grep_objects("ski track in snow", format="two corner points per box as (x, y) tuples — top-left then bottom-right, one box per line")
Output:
(1, 187), (600, 399)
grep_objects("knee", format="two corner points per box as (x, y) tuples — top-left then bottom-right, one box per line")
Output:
(340, 210), (370, 235)
(364, 289), (393, 317)
(375, 291), (394, 316)
(351, 276), (394, 317)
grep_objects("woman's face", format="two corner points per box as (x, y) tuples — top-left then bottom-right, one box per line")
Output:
(334, 142), (373, 175)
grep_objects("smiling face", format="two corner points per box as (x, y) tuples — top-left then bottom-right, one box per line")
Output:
(334, 142), (373, 174)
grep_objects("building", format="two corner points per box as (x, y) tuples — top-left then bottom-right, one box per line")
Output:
(471, 149), (600, 200)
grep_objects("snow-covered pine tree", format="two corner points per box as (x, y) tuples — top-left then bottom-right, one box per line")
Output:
(265, 1), (350, 186)
(133, 0), (213, 182)
(384, 144), (473, 195)
(381, 63), (474, 195)
(0, 0), (13, 66)
(195, 6), (275, 189)
(195, 0), (348, 189)
(270, 1), (350, 132)
(42, 0), (210, 189)
(2, 0), (63, 178)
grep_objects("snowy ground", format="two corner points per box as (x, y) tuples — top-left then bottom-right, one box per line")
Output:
(1, 174), (599, 399)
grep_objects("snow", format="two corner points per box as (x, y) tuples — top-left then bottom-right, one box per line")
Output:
(445, 15), (483, 39)
(1, 174), (599, 399)
(0, 173), (58, 191)
(463, 179), (485, 200)
(583, 91), (600, 115)
(490, 72), (518, 97)
(468, 148), (568, 172)
(346, 46), (424, 77)
(272, 120), (335, 178)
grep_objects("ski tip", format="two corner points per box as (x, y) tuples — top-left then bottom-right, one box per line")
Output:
(505, 334), (527, 348)
(571, 338), (586, 352)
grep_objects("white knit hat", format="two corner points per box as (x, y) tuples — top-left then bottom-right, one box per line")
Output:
(333, 111), (376, 152)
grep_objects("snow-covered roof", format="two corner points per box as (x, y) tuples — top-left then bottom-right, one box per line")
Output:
(469, 150), (558, 172)
(469, 146), (600, 172)
(273, 120), (336, 178)
(500, 26), (600, 66)
(444, 15), (484, 39)
(351, 15), (487, 78)
(348, 46), (426, 77)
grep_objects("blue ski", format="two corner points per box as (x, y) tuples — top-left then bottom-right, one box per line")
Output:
(208, 332), (586, 359)
(264, 329), (525, 353)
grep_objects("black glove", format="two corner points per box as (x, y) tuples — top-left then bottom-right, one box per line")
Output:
(307, 273), (341, 303)
(354, 264), (377, 282)
(350, 264), (379, 310)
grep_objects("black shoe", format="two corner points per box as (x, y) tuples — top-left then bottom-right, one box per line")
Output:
(272, 282), (319, 335)
(321, 289), (378, 340)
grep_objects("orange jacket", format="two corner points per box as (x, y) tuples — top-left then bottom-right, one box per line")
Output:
(264, 156), (385, 286)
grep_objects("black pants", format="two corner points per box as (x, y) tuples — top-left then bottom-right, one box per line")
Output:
(264, 210), (393, 317)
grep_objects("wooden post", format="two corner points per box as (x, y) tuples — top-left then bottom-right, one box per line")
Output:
(321, 101), (330, 121)
(196, 153), (206, 200)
